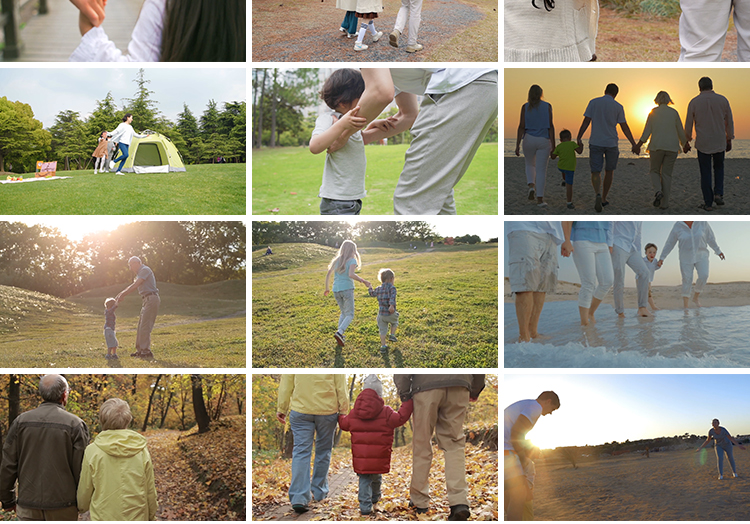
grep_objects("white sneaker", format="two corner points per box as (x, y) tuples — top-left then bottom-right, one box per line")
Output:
(93, 169), (97, 174)
(372, 31), (383, 42)
(405, 43), (423, 53)
(115, 172), (124, 176)
(354, 42), (368, 51)
(109, 160), (115, 169)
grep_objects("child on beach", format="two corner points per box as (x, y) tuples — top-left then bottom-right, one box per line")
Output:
(338, 375), (413, 516)
(77, 398), (157, 520)
(353, 0), (384, 51)
(104, 298), (119, 360)
(550, 129), (584, 210)
(367, 268), (399, 353)
(324, 240), (371, 346)
(311, 69), (382, 215)
(92, 131), (109, 174)
(69, 0), (245, 61)
(641, 243), (661, 311)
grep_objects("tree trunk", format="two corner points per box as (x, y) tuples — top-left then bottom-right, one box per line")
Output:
(159, 390), (174, 428)
(0, 152), (5, 173)
(142, 374), (162, 432)
(270, 69), (278, 148)
(191, 374), (211, 433)
(8, 375), (20, 425)
(255, 69), (268, 149)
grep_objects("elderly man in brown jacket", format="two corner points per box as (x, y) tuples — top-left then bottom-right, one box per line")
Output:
(0, 375), (90, 520)
(394, 374), (485, 521)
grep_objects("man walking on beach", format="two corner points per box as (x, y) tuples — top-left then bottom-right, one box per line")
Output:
(577, 83), (638, 212)
(116, 256), (160, 359)
(684, 77), (734, 211)
(505, 391), (560, 521)
(612, 221), (652, 318)
(506, 222), (564, 342)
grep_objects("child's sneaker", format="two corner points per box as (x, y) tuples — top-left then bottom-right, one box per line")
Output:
(372, 31), (383, 42)
(354, 42), (369, 51)
(567, 202), (575, 210)
(334, 332), (346, 346)
(380, 345), (388, 354)
(388, 334), (398, 342)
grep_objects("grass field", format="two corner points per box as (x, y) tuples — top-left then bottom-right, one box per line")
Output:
(252, 243), (498, 368)
(0, 281), (246, 367)
(251, 144), (498, 215)
(0, 163), (246, 215)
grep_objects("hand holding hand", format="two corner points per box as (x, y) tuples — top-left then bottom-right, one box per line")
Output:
(362, 280), (371, 288)
(514, 145), (520, 157)
(561, 240), (574, 258)
(276, 413), (286, 424)
(70, 0), (106, 27)
(719, 253), (725, 260)
(366, 119), (394, 133)
(657, 260), (664, 268)
(683, 142), (691, 154)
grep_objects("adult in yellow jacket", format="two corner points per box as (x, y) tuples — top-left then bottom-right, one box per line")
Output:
(277, 374), (349, 514)
(77, 399), (157, 521)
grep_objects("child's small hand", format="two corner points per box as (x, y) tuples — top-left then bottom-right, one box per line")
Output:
(389, 305), (395, 314)
(339, 106), (367, 132)
(324, 289), (330, 297)
(70, 0), (106, 27)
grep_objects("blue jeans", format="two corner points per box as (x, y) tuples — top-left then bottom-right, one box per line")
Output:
(113, 143), (129, 172)
(716, 444), (737, 476)
(333, 288), (355, 334)
(357, 473), (382, 513)
(289, 411), (338, 506)
(697, 150), (724, 206)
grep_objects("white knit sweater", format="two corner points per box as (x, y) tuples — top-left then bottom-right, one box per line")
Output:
(504, 0), (599, 62)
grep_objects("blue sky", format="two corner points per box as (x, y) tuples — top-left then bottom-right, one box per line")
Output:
(504, 221), (746, 286)
(504, 374), (750, 449)
(0, 67), (246, 128)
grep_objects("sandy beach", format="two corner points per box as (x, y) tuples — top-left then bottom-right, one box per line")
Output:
(504, 157), (750, 215)
(532, 447), (750, 520)
(503, 279), (750, 310)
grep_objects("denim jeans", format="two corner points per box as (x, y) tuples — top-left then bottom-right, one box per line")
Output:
(288, 410), (338, 506)
(333, 288), (355, 334)
(716, 444), (737, 476)
(113, 143), (130, 172)
(357, 473), (382, 513)
(697, 150), (724, 206)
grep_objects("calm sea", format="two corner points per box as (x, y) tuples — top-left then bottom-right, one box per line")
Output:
(504, 139), (750, 159)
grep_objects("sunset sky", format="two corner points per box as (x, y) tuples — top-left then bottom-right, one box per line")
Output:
(504, 68), (750, 140)
(504, 374), (750, 449)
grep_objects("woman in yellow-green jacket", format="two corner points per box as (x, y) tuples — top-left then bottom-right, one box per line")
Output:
(77, 398), (157, 521)
(277, 374), (349, 514)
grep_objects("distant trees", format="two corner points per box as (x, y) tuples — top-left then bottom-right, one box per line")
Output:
(0, 97), (51, 173)
(0, 221), (246, 297)
(252, 221), (443, 246)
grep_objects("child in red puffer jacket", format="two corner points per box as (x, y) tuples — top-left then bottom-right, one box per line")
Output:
(338, 375), (413, 515)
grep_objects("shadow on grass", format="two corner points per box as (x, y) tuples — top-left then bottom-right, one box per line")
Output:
(334, 346), (345, 368)
(391, 348), (405, 368)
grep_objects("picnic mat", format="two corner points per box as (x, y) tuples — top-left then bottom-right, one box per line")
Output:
(1, 176), (72, 185)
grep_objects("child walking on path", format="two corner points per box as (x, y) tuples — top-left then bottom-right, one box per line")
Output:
(103, 298), (119, 360)
(367, 268), (399, 353)
(338, 375), (413, 516)
(353, 0), (384, 51)
(337, 0), (359, 38)
(550, 129), (583, 210)
(92, 131), (109, 174)
(325, 240), (371, 347)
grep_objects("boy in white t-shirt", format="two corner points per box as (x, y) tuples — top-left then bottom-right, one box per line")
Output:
(641, 242), (661, 311)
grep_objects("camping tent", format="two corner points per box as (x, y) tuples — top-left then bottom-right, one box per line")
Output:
(119, 132), (186, 173)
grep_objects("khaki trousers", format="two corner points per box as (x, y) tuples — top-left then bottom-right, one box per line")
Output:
(136, 294), (160, 350)
(410, 386), (470, 507)
(16, 505), (78, 521)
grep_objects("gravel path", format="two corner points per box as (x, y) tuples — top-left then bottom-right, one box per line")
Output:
(252, 0), (483, 62)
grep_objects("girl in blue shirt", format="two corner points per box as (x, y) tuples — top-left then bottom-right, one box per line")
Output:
(325, 240), (371, 346)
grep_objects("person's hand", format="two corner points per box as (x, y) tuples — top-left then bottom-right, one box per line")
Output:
(469, 397), (478, 403)
(719, 252), (725, 260)
(389, 305), (395, 314)
(324, 289), (330, 297)
(362, 280), (371, 288)
(727, 139), (732, 152)
(339, 106), (367, 132)
(657, 260), (664, 268)
(78, 11), (95, 35)
(70, 0), (106, 26)
(514, 145), (520, 157)
(577, 138), (584, 147)
(276, 413), (286, 424)
(366, 119), (394, 133)
(632, 144), (641, 155)
(683, 142), (691, 154)
(561, 240), (574, 257)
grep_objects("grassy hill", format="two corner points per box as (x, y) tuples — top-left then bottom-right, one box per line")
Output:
(252, 243), (498, 368)
(0, 281), (246, 367)
(251, 144), (498, 215)
(0, 163), (245, 215)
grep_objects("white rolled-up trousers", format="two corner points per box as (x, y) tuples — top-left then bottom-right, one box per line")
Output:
(572, 240), (614, 308)
(679, 0), (750, 61)
(680, 256), (710, 297)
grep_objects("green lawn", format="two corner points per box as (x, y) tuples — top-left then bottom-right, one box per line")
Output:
(251, 144), (498, 215)
(0, 163), (246, 215)
(0, 281), (246, 367)
(252, 243), (498, 368)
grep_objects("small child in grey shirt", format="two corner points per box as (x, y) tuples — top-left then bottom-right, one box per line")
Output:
(310, 68), (379, 215)
(104, 297), (119, 360)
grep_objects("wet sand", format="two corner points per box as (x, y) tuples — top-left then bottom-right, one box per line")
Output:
(504, 157), (750, 215)
(532, 447), (750, 520)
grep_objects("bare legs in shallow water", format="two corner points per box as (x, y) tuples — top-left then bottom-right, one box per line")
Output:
(684, 292), (702, 309)
(579, 297), (604, 326)
(515, 291), (546, 342)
